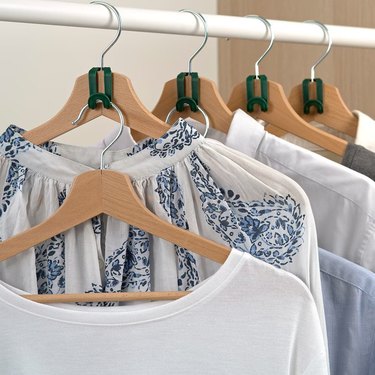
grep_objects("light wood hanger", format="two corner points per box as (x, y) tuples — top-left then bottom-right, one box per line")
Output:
(152, 76), (232, 135)
(288, 21), (357, 138)
(289, 83), (357, 137)
(22, 1), (170, 146)
(0, 104), (230, 304)
(227, 16), (348, 156)
(228, 80), (347, 156)
(150, 10), (232, 139)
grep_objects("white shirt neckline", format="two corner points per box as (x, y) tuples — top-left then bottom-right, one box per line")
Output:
(0, 249), (245, 326)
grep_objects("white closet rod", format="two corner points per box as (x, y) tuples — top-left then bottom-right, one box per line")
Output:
(2, 0), (375, 49)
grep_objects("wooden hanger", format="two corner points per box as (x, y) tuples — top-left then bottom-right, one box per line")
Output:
(0, 101), (230, 304)
(228, 79), (347, 156)
(152, 75), (232, 135)
(23, 72), (170, 146)
(22, 2), (170, 146)
(149, 10), (232, 140)
(227, 16), (348, 156)
(288, 21), (357, 138)
(289, 81), (357, 138)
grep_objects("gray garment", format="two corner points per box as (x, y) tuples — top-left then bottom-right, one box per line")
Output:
(342, 143), (375, 181)
(319, 248), (375, 375)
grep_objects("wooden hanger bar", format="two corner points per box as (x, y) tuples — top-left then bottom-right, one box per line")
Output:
(0, 170), (230, 265)
(23, 291), (191, 304)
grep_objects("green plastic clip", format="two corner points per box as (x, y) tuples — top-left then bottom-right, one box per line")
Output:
(246, 75), (268, 112)
(88, 67), (113, 110)
(302, 78), (324, 114)
(175, 72), (200, 112)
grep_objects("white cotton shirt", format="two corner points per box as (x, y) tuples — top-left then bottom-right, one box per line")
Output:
(0, 249), (328, 375)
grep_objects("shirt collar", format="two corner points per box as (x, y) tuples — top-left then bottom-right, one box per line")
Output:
(353, 110), (375, 152)
(225, 109), (266, 158)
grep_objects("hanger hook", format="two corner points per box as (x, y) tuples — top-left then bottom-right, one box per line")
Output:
(245, 15), (275, 79)
(304, 20), (332, 81)
(90, 1), (122, 70)
(179, 9), (208, 75)
(72, 102), (125, 170)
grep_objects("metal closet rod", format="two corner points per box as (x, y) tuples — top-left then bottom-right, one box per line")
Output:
(2, 0), (375, 49)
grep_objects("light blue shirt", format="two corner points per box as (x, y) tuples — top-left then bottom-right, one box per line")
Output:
(319, 248), (375, 375)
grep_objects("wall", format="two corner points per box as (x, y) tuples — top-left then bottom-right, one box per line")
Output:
(0, 0), (218, 145)
(218, 0), (375, 118)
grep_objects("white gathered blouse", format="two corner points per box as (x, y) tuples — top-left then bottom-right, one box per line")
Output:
(0, 119), (323, 326)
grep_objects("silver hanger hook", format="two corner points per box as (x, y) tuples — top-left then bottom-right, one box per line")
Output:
(166, 105), (210, 137)
(72, 102), (125, 170)
(245, 15), (275, 78)
(179, 9), (208, 75)
(304, 20), (332, 81)
(90, 1), (122, 69)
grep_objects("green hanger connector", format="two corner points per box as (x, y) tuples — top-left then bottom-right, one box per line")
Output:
(246, 75), (268, 112)
(88, 93), (111, 109)
(88, 67), (113, 110)
(175, 72), (200, 112)
(302, 78), (324, 114)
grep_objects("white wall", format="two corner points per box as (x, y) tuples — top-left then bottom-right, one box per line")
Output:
(0, 0), (218, 145)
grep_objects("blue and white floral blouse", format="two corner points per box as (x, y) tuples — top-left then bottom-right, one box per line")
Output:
(0, 119), (323, 334)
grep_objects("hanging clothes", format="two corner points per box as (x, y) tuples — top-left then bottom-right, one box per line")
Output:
(0, 249), (329, 375)
(98, 109), (375, 271)
(0, 120), (327, 339)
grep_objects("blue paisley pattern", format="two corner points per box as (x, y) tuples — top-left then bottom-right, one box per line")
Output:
(126, 138), (154, 157)
(0, 125), (36, 160)
(188, 151), (250, 252)
(0, 162), (27, 216)
(35, 187), (67, 294)
(222, 189), (305, 267)
(188, 151), (305, 266)
(35, 234), (66, 294)
(155, 167), (199, 290)
(91, 216), (102, 235)
(149, 119), (200, 158)
(0, 126), (35, 216)
(81, 228), (150, 306)
(121, 226), (150, 292)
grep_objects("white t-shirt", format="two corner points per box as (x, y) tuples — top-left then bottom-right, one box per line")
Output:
(0, 249), (328, 375)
